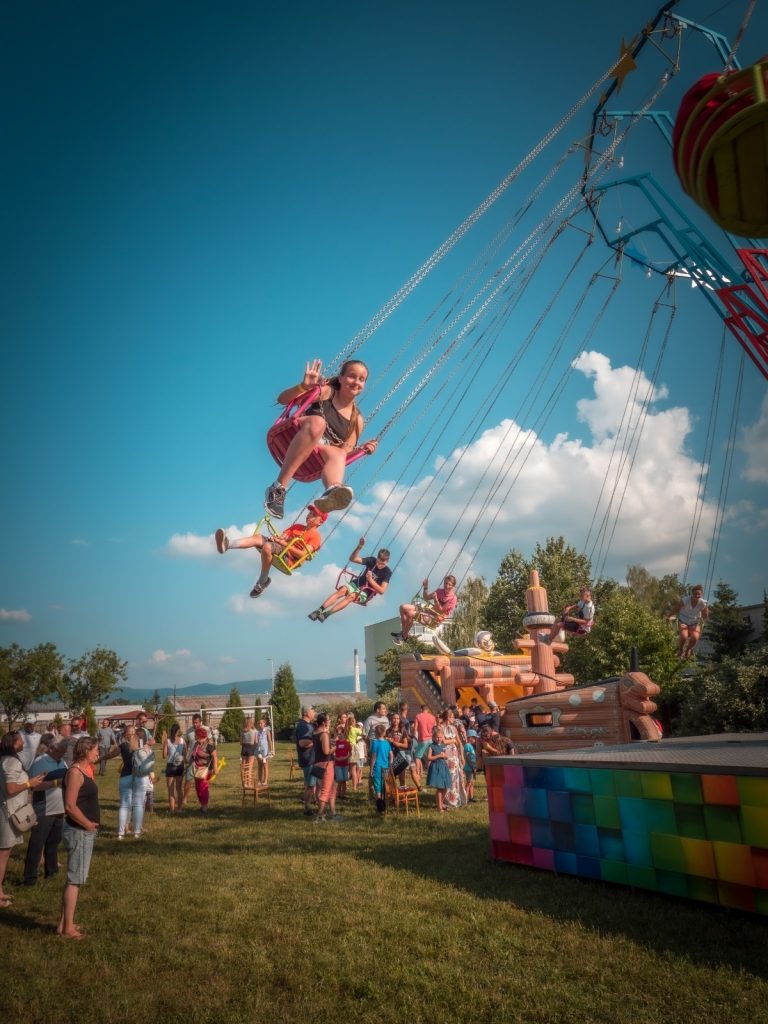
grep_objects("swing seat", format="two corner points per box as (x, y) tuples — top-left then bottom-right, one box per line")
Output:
(266, 385), (370, 483)
(673, 61), (768, 237)
(253, 515), (317, 576)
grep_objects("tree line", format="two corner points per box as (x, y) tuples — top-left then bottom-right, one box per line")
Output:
(0, 643), (128, 731)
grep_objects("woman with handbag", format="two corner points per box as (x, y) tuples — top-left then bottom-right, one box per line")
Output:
(59, 736), (101, 939)
(0, 730), (47, 907)
(117, 725), (146, 839)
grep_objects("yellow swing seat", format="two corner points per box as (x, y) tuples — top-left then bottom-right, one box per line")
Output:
(253, 515), (318, 577)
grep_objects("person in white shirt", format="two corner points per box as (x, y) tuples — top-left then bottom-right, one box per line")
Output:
(541, 588), (596, 644)
(669, 584), (709, 659)
(19, 716), (41, 771)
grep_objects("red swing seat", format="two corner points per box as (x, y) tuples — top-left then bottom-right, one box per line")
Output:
(672, 60), (768, 236)
(266, 385), (370, 484)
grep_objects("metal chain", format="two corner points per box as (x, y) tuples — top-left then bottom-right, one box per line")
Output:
(324, 49), (643, 375)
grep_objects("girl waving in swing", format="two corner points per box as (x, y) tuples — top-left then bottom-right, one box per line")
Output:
(264, 359), (378, 519)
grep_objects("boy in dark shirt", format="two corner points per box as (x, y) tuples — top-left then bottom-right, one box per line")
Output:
(308, 538), (392, 622)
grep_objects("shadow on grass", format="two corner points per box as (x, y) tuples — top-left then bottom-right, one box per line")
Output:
(0, 907), (55, 934)
(354, 826), (768, 980)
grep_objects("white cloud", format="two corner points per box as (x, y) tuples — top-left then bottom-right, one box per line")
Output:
(147, 648), (206, 672)
(219, 655), (238, 664)
(741, 392), (768, 483)
(0, 608), (31, 622)
(162, 352), (757, 592)
(344, 352), (725, 584)
(71, 538), (89, 547)
(228, 562), (344, 618)
(165, 524), (259, 561)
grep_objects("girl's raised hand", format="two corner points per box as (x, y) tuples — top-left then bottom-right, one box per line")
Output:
(361, 438), (378, 454)
(303, 359), (323, 388)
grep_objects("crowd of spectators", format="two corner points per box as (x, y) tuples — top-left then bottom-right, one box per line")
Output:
(292, 698), (515, 820)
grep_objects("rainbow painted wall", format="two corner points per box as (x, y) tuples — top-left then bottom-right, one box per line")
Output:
(486, 737), (768, 915)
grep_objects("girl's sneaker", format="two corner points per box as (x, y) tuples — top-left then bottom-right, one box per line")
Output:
(313, 484), (353, 514)
(215, 529), (229, 554)
(265, 483), (286, 518)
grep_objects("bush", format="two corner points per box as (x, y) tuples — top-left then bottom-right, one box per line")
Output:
(677, 644), (768, 735)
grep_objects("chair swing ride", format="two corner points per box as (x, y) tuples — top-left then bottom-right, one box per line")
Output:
(232, 0), (766, 629)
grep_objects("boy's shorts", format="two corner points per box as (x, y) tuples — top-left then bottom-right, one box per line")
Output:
(345, 581), (369, 606)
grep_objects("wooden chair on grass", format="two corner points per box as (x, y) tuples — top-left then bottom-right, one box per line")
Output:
(241, 760), (271, 808)
(384, 770), (420, 816)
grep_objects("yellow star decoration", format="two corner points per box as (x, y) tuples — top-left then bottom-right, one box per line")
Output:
(614, 37), (638, 94)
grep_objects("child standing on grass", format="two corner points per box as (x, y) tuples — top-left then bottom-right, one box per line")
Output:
(346, 715), (364, 792)
(463, 737), (477, 803)
(333, 725), (351, 800)
(256, 718), (274, 786)
(426, 726), (451, 813)
(369, 724), (392, 813)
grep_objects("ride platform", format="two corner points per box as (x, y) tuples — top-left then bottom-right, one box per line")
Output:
(485, 733), (768, 915)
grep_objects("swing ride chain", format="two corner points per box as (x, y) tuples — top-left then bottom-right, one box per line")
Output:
(325, 43), (653, 375)
(366, 69), (674, 448)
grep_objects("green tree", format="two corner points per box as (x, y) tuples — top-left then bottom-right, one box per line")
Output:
(270, 663), (300, 738)
(57, 647), (128, 715)
(562, 589), (681, 716)
(219, 687), (246, 742)
(677, 643), (768, 734)
(144, 689), (162, 713)
(375, 638), (432, 695)
(153, 698), (177, 741)
(625, 565), (683, 617)
(83, 702), (98, 737)
(484, 538), (597, 652)
(704, 581), (752, 661)
(762, 590), (768, 643)
(441, 577), (490, 651)
(0, 642), (64, 730)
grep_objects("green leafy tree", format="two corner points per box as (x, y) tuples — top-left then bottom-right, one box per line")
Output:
(704, 581), (752, 661)
(83, 702), (98, 737)
(375, 638), (432, 695)
(0, 642), (64, 730)
(625, 565), (683, 617)
(144, 689), (162, 713)
(219, 687), (246, 742)
(762, 590), (768, 644)
(270, 663), (300, 738)
(441, 577), (490, 651)
(677, 643), (768, 734)
(57, 647), (128, 715)
(484, 538), (597, 652)
(153, 698), (177, 741)
(562, 589), (680, 713)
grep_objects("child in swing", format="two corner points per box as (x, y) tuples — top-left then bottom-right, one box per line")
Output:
(215, 505), (328, 597)
(308, 539), (392, 622)
(264, 359), (378, 519)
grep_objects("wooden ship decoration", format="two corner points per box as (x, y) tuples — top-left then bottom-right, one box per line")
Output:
(399, 570), (661, 752)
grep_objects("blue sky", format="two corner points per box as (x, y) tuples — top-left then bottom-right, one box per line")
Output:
(2, 1), (767, 689)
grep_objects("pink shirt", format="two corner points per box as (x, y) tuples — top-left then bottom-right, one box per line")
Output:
(414, 710), (437, 742)
(435, 587), (457, 617)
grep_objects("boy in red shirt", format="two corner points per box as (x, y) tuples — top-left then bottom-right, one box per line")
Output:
(214, 505), (327, 597)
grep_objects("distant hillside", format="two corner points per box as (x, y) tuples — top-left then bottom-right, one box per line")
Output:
(115, 676), (364, 702)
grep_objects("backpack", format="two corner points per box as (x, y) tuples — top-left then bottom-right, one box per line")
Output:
(132, 746), (155, 777)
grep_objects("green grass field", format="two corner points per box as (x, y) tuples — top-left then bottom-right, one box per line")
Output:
(3, 742), (766, 1024)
